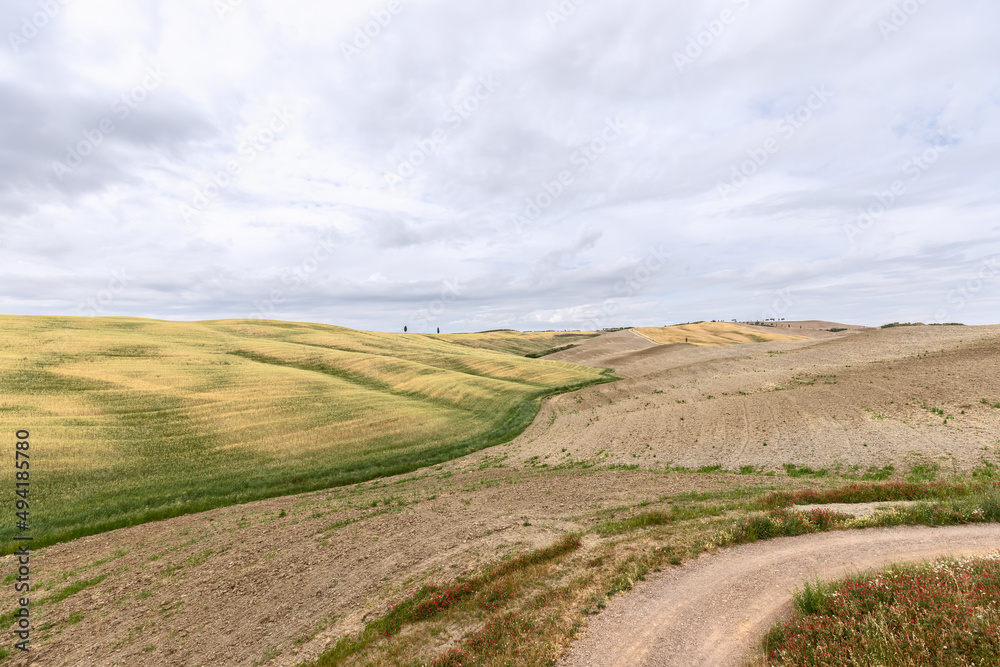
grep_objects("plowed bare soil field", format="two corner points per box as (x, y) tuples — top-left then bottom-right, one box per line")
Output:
(529, 324), (1000, 473)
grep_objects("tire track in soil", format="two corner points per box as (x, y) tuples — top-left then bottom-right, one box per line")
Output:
(559, 524), (1000, 667)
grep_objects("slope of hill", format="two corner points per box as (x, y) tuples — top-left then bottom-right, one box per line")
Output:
(439, 330), (600, 357)
(738, 319), (873, 339)
(635, 321), (808, 346)
(513, 324), (1000, 473)
(0, 316), (614, 551)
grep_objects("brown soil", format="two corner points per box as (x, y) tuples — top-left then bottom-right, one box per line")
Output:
(737, 320), (874, 340)
(531, 324), (1000, 472)
(0, 468), (761, 667)
(558, 524), (1000, 667)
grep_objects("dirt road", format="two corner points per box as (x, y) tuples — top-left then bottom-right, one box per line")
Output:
(559, 524), (1000, 667)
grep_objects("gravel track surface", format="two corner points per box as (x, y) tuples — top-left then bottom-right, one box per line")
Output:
(559, 524), (1000, 667)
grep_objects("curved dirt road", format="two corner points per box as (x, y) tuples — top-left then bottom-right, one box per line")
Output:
(559, 525), (1000, 667)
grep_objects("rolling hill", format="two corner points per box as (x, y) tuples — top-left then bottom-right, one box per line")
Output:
(0, 316), (614, 551)
(635, 321), (809, 346)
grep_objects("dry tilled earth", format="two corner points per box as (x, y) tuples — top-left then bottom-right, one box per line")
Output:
(520, 323), (1000, 473)
(2, 464), (777, 666)
(2, 322), (999, 666)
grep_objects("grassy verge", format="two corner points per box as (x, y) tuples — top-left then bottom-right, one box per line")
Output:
(759, 553), (1000, 666)
(525, 344), (579, 358)
(301, 535), (584, 666)
(295, 480), (1000, 667)
(757, 480), (975, 509)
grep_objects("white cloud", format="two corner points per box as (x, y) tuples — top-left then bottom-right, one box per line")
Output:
(1, 0), (999, 330)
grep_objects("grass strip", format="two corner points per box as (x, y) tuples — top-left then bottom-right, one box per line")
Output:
(757, 481), (981, 510)
(43, 574), (108, 605)
(525, 344), (579, 358)
(593, 504), (728, 537)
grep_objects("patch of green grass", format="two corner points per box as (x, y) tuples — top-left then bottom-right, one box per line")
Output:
(606, 556), (652, 597)
(783, 464), (827, 478)
(907, 462), (939, 482)
(791, 577), (837, 615)
(860, 465), (894, 481)
(251, 644), (279, 666)
(594, 511), (672, 536)
(45, 574), (107, 605)
(973, 461), (999, 480)
(159, 549), (214, 577)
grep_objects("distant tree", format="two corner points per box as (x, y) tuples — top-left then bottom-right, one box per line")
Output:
(404, 325), (407, 332)
(437, 327), (440, 334)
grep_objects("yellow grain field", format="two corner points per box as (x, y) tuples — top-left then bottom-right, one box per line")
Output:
(635, 322), (808, 346)
(0, 316), (613, 551)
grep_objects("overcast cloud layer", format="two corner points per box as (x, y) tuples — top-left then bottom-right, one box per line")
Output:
(2, 0), (998, 332)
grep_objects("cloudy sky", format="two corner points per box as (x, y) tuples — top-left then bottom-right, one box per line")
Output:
(2, 0), (998, 332)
